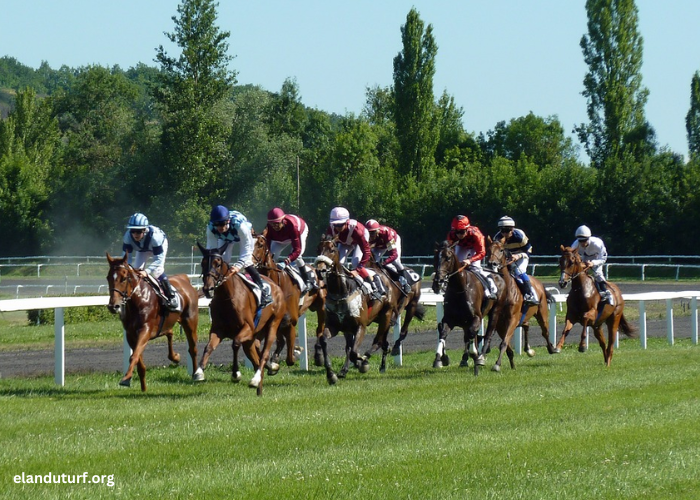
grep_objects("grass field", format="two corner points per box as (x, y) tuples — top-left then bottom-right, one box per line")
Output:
(1, 338), (699, 500)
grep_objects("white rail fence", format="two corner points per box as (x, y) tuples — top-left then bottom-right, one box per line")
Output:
(0, 289), (698, 386)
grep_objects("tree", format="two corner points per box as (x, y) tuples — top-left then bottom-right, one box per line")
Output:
(152, 0), (236, 212)
(576, 0), (650, 168)
(686, 71), (700, 161)
(392, 8), (439, 180)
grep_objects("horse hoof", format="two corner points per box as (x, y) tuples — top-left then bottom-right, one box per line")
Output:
(475, 355), (485, 367)
(171, 353), (181, 364)
(328, 373), (338, 385)
(578, 346), (587, 353)
(192, 368), (205, 382)
(491, 365), (501, 373)
(314, 348), (324, 367)
(441, 354), (450, 367)
(359, 361), (370, 374)
(232, 371), (242, 383)
(118, 378), (131, 387)
(267, 362), (281, 376)
(433, 359), (443, 369)
(459, 359), (469, 368)
(526, 349), (536, 358)
(390, 345), (401, 356)
(337, 371), (347, 379)
(248, 380), (259, 389)
(552, 348), (561, 354)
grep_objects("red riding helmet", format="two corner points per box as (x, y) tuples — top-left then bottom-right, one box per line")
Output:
(451, 215), (470, 231)
(267, 207), (286, 222)
(365, 219), (380, 231)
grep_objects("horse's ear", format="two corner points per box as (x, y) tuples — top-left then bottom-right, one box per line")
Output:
(487, 235), (493, 245)
(217, 242), (228, 255)
(196, 241), (206, 254)
(106, 252), (113, 263)
(560, 244), (566, 252)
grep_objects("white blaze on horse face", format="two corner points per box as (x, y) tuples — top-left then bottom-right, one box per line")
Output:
(112, 272), (118, 281)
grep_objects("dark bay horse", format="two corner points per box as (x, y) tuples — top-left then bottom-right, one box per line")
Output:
(192, 243), (286, 395)
(557, 245), (636, 366)
(433, 240), (518, 375)
(485, 238), (558, 357)
(106, 253), (198, 392)
(252, 233), (327, 370)
(313, 236), (395, 383)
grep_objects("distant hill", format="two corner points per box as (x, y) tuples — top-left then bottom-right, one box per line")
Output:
(0, 88), (15, 119)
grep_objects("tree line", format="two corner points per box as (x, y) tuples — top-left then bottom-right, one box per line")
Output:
(1, 0), (699, 259)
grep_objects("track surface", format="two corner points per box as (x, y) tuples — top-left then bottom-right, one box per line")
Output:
(1, 282), (698, 379)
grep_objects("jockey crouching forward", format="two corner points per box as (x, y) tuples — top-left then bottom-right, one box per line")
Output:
(122, 212), (178, 311)
(446, 215), (498, 300)
(366, 219), (412, 294)
(571, 225), (613, 305)
(207, 205), (272, 307)
(494, 215), (538, 305)
(265, 207), (316, 292)
(326, 207), (385, 301)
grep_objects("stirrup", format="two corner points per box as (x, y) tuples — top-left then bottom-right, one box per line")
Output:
(523, 293), (538, 305)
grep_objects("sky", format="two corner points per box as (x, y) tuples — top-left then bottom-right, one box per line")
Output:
(2, 1), (699, 161)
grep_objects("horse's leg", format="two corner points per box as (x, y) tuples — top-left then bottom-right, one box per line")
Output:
(271, 330), (286, 367)
(181, 318), (199, 381)
(578, 320), (590, 353)
(137, 356), (147, 392)
(554, 318), (575, 353)
(251, 320), (282, 396)
(434, 321), (452, 368)
(338, 333), (353, 379)
(285, 320), (298, 367)
(522, 325), (536, 358)
(591, 324), (607, 365)
(120, 329), (150, 388)
(231, 342), (242, 382)
(391, 304), (414, 356)
(314, 307), (327, 366)
(319, 332), (338, 385)
(467, 316), (483, 376)
(193, 333), (222, 382)
(379, 337), (390, 374)
(164, 330), (181, 364)
(605, 314), (622, 367)
(533, 306), (557, 355)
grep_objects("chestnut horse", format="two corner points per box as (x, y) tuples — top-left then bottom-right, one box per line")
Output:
(192, 243), (286, 395)
(433, 240), (521, 374)
(557, 245), (636, 366)
(106, 253), (198, 391)
(313, 236), (395, 383)
(252, 233), (327, 369)
(485, 238), (558, 357)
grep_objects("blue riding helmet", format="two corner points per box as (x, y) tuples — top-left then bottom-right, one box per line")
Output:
(210, 205), (230, 223)
(126, 212), (149, 229)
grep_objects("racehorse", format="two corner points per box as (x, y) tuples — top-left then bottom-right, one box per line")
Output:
(192, 243), (286, 395)
(313, 235), (395, 383)
(433, 239), (518, 374)
(557, 245), (636, 366)
(485, 238), (558, 357)
(252, 233), (327, 370)
(106, 253), (199, 392)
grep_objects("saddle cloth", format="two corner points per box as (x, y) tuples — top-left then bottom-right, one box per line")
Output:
(145, 275), (182, 312)
(238, 273), (272, 309)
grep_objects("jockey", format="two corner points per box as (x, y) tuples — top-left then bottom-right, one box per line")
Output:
(207, 205), (272, 307)
(264, 207), (316, 292)
(494, 215), (538, 305)
(325, 206), (385, 301)
(122, 212), (178, 311)
(571, 225), (613, 304)
(446, 215), (497, 300)
(365, 219), (412, 294)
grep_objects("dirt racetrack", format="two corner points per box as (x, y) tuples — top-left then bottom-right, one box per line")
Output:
(1, 282), (698, 379)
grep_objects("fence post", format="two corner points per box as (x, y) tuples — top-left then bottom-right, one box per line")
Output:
(393, 317), (403, 365)
(123, 330), (131, 374)
(639, 301), (647, 349)
(298, 313), (308, 371)
(692, 297), (698, 345)
(548, 302), (557, 346)
(666, 299), (674, 345)
(55, 307), (65, 386)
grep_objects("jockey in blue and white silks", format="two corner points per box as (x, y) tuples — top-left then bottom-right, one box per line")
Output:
(493, 215), (538, 305)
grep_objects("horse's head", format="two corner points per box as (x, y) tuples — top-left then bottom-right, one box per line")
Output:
(433, 240), (458, 294)
(558, 245), (582, 288)
(252, 232), (274, 268)
(314, 234), (340, 278)
(486, 237), (510, 273)
(197, 241), (231, 299)
(106, 252), (139, 314)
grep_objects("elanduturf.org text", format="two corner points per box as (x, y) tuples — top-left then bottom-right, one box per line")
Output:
(13, 472), (115, 487)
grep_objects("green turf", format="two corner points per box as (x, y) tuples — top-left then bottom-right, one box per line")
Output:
(1, 338), (699, 499)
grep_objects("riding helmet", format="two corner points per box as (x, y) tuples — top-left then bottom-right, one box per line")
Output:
(575, 225), (592, 240)
(126, 212), (149, 229)
(330, 207), (350, 225)
(365, 219), (380, 231)
(267, 207), (286, 222)
(451, 215), (470, 231)
(210, 205), (230, 223)
(498, 216), (515, 228)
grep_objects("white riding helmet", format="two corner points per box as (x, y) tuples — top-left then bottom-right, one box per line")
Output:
(329, 206), (350, 225)
(575, 225), (592, 240)
(126, 212), (149, 229)
(498, 216), (515, 228)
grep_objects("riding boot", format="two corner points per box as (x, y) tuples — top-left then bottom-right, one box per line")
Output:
(298, 265), (316, 292)
(520, 276), (539, 305)
(373, 274), (387, 297)
(486, 276), (498, 300)
(159, 275), (179, 311)
(596, 280), (614, 305)
(365, 276), (382, 301)
(247, 265), (272, 307)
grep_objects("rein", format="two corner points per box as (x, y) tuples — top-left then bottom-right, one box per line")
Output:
(110, 264), (140, 304)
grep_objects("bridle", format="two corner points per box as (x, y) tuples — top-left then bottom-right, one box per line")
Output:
(434, 242), (467, 292)
(201, 253), (232, 294)
(559, 251), (584, 287)
(109, 262), (140, 306)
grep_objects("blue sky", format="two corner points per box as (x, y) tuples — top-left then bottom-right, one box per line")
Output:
(2, 1), (699, 160)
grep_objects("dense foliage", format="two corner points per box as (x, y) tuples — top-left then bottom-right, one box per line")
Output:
(1, 0), (699, 258)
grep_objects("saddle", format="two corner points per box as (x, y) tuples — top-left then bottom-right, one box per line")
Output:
(144, 275), (182, 312)
(238, 273), (273, 310)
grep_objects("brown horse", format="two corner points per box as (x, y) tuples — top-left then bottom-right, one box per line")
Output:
(485, 238), (558, 357)
(433, 239), (521, 374)
(252, 233), (327, 370)
(106, 253), (199, 392)
(192, 243), (286, 395)
(313, 235), (395, 383)
(557, 245), (636, 366)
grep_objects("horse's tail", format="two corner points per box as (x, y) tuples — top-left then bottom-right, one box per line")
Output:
(544, 289), (555, 304)
(414, 302), (427, 321)
(618, 313), (637, 338)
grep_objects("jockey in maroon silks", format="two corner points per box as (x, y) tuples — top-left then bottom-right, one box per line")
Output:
(365, 219), (412, 294)
(446, 215), (497, 299)
(325, 206), (385, 300)
(264, 207), (315, 291)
